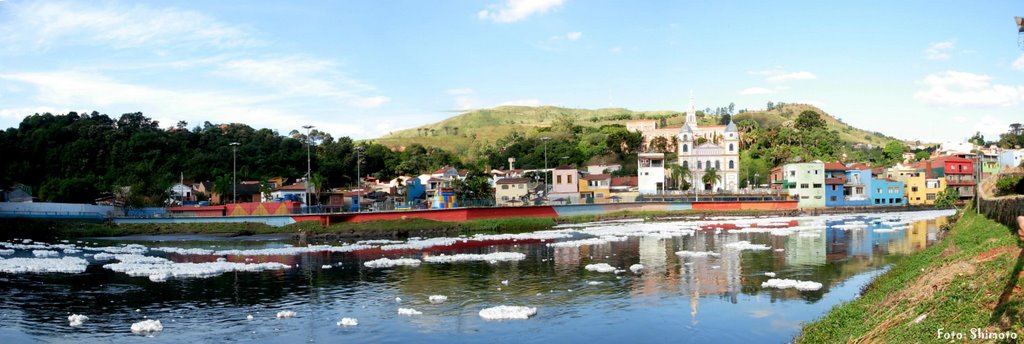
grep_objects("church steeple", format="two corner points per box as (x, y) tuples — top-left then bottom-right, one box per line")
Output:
(686, 90), (697, 126)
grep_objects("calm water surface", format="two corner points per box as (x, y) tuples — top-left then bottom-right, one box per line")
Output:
(0, 210), (953, 343)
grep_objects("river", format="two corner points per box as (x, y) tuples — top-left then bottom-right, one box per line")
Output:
(0, 209), (953, 343)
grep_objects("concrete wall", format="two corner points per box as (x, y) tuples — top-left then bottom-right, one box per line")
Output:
(114, 215), (297, 227)
(0, 202), (115, 221)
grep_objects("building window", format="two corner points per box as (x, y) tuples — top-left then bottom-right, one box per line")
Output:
(789, 171), (796, 177)
(876, 188), (882, 194)
(830, 196), (837, 202)
(926, 193), (936, 200)
(813, 184), (822, 188)
(697, 161), (702, 169)
(896, 198), (902, 203)
(875, 199), (880, 204)
(800, 183), (808, 189)
(728, 143), (734, 152)
(682, 161), (688, 169)
(568, 175), (573, 184)
(502, 196), (509, 201)
(728, 160), (734, 169)
(715, 161), (720, 169)
(683, 144), (688, 152)
(518, 184), (524, 189)
(596, 193), (604, 198)
(911, 187), (918, 192)
(557, 175), (562, 184)
(501, 185), (509, 190)
(801, 196), (809, 199)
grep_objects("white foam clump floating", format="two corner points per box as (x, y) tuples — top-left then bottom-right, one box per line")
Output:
(32, 250), (59, 258)
(337, 317), (358, 326)
(675, 250), (720, 258)
(355, 239), (405, 245)
(398, 308), (422, 315)
(723, 241), (772, 251)
(363, 257), (422, 268)
(0, 249), (14, 256)
(68, 314), (88, 327)
(479, 305), (537, 320)
(276, 310), (296, 319)
(584, 263), (617, 273)
(246, 314), (253, 320)
(92, 253), (116, 261)
(0, 257), (88, 273)
(85, 244), (149, 255)
(103, 260), (291, 281)
(629, 264), (644, 274)
(321, 265), (333, 269)
(548, 235), (628, 248)
(428, 295), (448, 303)
(422, 252), (526, 264)
(761, 278), (823, 291)
(764, 272), (776, 277)
(587, 281), (603, 285)
(131, 319), (163, 334)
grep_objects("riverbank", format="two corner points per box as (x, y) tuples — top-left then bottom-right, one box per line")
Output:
(798, 209), (1024, 342)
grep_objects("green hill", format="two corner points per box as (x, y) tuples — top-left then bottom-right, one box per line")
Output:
(371, 103), (902, 161)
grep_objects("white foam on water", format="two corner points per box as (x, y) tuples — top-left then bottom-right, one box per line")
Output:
(478, 305), (537, 320)
(675, 250), (720, 258)
(761, 278), (823, 291)
(62, 249), (81, 254)
(276, 310), (296, 319)
(428, 295), (447, 303)
(321, 265), (332, 269)
(764, 272), (776, 277)
(92, 253), (115, 261)
(629, 264), (643, 274)
(131, 319), (163, 333)
(584, 263), (617, 273)
(587, 281), (603, 285)
(0, 257), (88, 273)
(85, 244), (148, 255)
(337, 317), (358, 326)
(32, 250), (59, 258)
(363, 258), (421, 268)
(246, 314), (253, 320)
(398, 308), (422, 315)
(501, 280), (509, 285)
(395, 297), (402, 302)
(355, 239), (405, 245)
(422, 252), (526, 264)
(723, 241), (772, 251)
(0, 249), (14, 256)
(68, 314), (88, 327)
(103, 261), (290, 281)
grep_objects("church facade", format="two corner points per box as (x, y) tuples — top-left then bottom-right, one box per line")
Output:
(627, 95), (740, 192)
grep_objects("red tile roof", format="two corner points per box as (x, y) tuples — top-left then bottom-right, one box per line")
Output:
(929, 156), (972, 164)
(582, 173), (611, 181)
(496, 177), (531, 185)
(275, 184), (307, 191)
(611, 177), (638, 187)
(823, 162), (847, 171)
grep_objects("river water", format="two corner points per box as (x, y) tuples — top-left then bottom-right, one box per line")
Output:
(0, 210), (953, 343)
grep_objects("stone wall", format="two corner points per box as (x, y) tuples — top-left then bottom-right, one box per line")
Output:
(977, 167), (1024, 230)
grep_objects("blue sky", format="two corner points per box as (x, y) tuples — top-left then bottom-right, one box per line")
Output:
(0, 0), (1021, 143)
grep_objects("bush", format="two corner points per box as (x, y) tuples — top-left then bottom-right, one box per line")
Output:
(934, 188), (959, 208)
(995, 175), (1022, 195)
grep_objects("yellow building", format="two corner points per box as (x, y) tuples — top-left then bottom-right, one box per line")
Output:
(906, 172), (946, 206)
(494, 177), (531, 206)
(578, 174), (612, 204)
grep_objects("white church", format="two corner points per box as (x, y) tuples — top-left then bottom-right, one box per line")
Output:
(628, 95), (740, 192)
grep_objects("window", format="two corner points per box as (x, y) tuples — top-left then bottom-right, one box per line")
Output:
(715, 161), (720, 169)
(502, 196), (509, 201)
(830, 196), (837, 202)
(682, 144), (688, 152)
(557, 175), (562, 184)
(728, 143), (734, 152)
(875, 199), (881, 204)
(501, 185), (509, 190)
(789, 170), (796, 177)
(927, 193), (936, 200)
(518, 184), (524, 189)
(707, 160), (712, 169)
(697, 161), (702, 169)
(596, 193), (604, 198)
(911, 187), (918, 192)
(813, 184), (822, 188)
(682, 161), (688, 168)
(728, 160), (734, 169)
(896, 198), (902, 203)
(814, 169), (819, 175)
(800, 183), (809, 189)
(876, 188), (882, 194)
(568, 175), (573, 184)
(801, 196), (809, 199)
(814, 196), (822, 199)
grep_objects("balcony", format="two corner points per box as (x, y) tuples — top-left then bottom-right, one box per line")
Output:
(825, 176), (846, 185)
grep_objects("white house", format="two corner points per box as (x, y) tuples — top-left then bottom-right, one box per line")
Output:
(999, 149), (1024, 168)
(638, 153), (665, 194)
(270, 183), (308, 203)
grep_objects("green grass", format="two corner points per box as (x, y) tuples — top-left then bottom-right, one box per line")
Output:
(798, 209), (1024, 343)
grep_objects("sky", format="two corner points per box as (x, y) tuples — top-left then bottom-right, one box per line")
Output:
(0, 0), (1022, 143)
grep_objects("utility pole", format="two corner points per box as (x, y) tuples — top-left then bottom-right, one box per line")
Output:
(542, 137), (551, 202)
(302, 125), (314, 212)
(355, 145), (365, 212)
(230, 142), (240, 204)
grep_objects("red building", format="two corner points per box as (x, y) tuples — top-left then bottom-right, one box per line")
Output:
(926, 156), (974, 200)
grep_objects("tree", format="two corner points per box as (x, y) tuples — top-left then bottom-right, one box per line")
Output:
(718, 113), (732, 125)
(968, 132), (985, 146)
(794, 110), (827, 131)
(883, 141), (905, 164)
(670, 163), (691, 191)
(650, 136), (670, 153)
(701, 167), (722, 191)
(914, 151), (930, 161)
(213, 174), (232, 204)
(934, 187), (959, 208)
(309, 173), (325, 205)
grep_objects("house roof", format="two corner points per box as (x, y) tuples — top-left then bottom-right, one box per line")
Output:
(611, 177), (638, 187)
(432, 166), (456, 174)
(847, 163), (872, 170)
(823, 162), (847, 171)
(496, 177), (531, 185)
(929, 156), (972, 164)
(554, 165), (577, 170)
(275, 183), (307, 191)
(582, 173), (612, 181)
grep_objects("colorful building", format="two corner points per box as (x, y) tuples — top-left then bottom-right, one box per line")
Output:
(780, 161), (825, 208)
(999, 149), (1024, 169)
(906, 172), (946, 206)
(495, 177), (531, 206)
(870, 178), (905, 206)
(550, 166), (580, 203)
(579, 174), (612, 204)
(823, 162), (847, 207)
(843, 167), (872, 207)
(927, 156), (974, 202)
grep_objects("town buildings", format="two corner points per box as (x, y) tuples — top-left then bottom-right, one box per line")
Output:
(494, 177), (531, 206)
(637, 153), (666, 194)
(778, 161), (825, 208)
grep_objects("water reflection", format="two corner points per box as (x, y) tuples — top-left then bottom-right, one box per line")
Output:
(0, 211), (951, 343)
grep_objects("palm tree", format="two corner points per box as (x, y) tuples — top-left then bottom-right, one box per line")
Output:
(308, 173), (325, 206)
(213, 174), (232, 204)
(670, 163), (691, 191)
(702, 167), (722, 191)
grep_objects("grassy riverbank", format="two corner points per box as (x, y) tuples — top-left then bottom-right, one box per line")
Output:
(798, 209), (1024, 342)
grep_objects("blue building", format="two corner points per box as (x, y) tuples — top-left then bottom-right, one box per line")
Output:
(842, 168), (873, 207)
(824, 162), (847, 207)
(870, 178), (905, 206)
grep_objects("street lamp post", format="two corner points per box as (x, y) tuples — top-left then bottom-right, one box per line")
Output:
(542, 137), (551, 202)
(355, 146), (365, 212)
(754, 173), (760, 191)
(230, 142), (240, 204)
(302, 125), (314, 212)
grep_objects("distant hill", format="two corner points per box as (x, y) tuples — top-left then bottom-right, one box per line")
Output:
(371, 104), (902, 161)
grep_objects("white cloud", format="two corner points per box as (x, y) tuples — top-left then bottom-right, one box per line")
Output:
(478, 0), (565, 23)
(498, 99), (543, 106)
(749, 69), (816, 83)
(566, 32), (582, 41)
(0, 71), (369, 137)
(913, 71), (1024, 107)
(1013, 54), (1024, 71)
(970, 115), (1008, 140)
(0, 106), (72, 120)
(0, 2), (255, 51)
(448, 88), (481, 110)
(214, 56), (388, 108)
(924, 41), (955, 61)
(739, 87), (775, 95)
